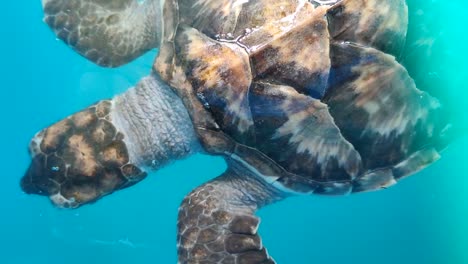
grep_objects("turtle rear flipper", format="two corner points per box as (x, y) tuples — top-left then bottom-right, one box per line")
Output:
(42, 0), (162, 67)
(178, 160), (281, 264)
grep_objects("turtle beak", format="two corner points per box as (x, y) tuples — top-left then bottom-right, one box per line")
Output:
(20, 158), (54, 196)
(20, 157), (81, 209)
(20, 142), (82, 209)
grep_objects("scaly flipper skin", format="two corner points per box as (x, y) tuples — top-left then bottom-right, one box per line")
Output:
(178, 160), (284, 264)
(42, 0), (162, 67)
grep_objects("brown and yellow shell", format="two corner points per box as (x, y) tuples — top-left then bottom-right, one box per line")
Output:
(155, 0), (451, 195)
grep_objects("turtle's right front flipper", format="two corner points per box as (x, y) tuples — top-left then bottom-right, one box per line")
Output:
(42, 0), (162, 67)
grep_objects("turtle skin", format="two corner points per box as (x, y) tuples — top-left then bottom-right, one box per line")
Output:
(155, 0), (448, 195)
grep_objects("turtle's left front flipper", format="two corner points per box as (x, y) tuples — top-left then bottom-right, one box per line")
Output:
(178, 161), (284, 264)
(42, 0), (163, 67)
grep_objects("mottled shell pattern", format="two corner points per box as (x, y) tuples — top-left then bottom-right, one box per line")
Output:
(155, 0), (450, 195)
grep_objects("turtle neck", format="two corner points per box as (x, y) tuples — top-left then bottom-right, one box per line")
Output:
(111, 72), (201, 170)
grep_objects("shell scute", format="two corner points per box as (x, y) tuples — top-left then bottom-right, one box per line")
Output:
(234, 0), (302, 36)
(245, 5), (331, 98)
(327, 0), (408, 57)
(174, 26), (255, 145)
(323, 42), (444, 174)
(249, 82), (363, 182)
(178, 0), (244, 38)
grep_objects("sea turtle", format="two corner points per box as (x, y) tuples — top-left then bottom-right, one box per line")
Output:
(21, 0), (454, 263)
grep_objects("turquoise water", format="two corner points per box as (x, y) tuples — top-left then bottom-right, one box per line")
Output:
(1, 1), (467, 264)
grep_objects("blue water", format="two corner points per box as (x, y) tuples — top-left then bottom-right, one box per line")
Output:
(1, 1), (467, 264)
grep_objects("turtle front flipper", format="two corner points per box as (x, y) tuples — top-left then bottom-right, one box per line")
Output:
(178, 160), (283, 264)
(42, 0), (163, 67)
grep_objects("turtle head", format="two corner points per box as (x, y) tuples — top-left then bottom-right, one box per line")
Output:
(21, 75), (199, 208)
(20, 101), (147, 208)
